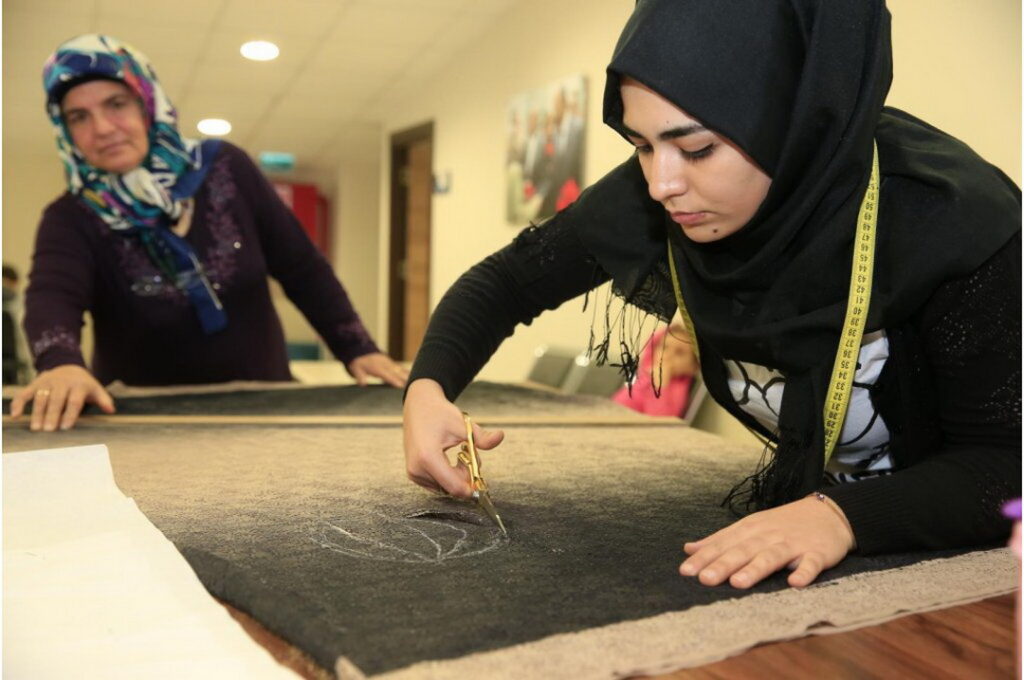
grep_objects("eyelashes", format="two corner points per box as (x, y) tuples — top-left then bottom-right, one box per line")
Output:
(683, 143), (715, 162)
(632, 143), (717, 162)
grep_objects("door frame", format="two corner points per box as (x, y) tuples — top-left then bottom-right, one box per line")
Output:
(387, 121), (434, 360)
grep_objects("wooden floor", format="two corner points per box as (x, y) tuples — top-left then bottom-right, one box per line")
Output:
(223, 594), (1018, 679)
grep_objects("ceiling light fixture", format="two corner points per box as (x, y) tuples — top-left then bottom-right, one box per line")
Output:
(240, 40), (280, 61)
(197, 119), (232, 136)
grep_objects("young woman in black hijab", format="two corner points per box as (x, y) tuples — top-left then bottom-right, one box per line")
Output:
(403, 0), (1021, 588)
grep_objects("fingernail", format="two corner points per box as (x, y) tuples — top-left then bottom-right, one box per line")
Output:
(703, 570), (717, 580)
(680, 563), (695, 575)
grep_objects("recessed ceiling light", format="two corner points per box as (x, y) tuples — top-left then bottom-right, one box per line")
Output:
(240, 40), (280, 61)
(197, 119), (232, 136)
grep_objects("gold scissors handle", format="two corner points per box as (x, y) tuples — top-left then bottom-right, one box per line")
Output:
(457, 412), (508, 536)
(457, 412), (484, 488)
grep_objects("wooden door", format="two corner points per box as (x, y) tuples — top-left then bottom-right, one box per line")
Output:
(402, 139), (431, 360)
(388, 123), (433, 361)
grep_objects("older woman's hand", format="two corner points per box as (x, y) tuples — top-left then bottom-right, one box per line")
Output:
(9, 364), (115, 431)
(680, 495), (856, 589)
(346, 352), (409, 388)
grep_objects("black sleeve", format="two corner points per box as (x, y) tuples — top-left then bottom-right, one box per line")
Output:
(822, 235), (1021, 554)
(407, 210), (611, 400)
(23, 198), (95, 372)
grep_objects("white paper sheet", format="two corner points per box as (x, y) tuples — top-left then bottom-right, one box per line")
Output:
(3, 444), (298, 679)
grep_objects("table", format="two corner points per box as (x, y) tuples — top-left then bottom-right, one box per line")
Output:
(4, 382), (1017, 678)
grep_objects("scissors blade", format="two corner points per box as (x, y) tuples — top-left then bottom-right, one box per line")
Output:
(460, 412), (508, 537)
(473, 489), (508, 537)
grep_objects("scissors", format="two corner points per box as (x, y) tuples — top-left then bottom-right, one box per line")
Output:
(456, 412), (508, 537)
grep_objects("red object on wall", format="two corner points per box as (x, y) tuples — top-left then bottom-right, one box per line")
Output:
(272, 182), (331, 256)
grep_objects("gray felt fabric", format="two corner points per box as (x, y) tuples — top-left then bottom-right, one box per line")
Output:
(2, 381), (638, 419)
(3, 417), (961, 676)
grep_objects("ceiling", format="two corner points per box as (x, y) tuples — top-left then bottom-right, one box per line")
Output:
(2, 0), (515, 178)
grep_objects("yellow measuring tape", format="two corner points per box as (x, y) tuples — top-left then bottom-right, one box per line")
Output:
(667, 142), (880, 463)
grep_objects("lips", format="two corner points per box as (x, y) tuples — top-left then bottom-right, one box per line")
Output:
(670, 211), (708, 226)
(99, 142), (129, 154)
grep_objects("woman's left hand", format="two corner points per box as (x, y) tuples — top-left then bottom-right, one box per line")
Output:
(680, 495), (856, 589)
(346, 352), (409, 388)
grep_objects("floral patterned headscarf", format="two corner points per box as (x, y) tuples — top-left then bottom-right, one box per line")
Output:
(42, 34), (226, 333)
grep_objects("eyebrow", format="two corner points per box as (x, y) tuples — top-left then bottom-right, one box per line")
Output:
(63, 93), (130, 117)
(621, 123), (707, 141)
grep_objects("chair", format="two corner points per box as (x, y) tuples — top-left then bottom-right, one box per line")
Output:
(560, 354), (626, 397)
(525, 345), (578, 389)
(678, 371), (708, 426)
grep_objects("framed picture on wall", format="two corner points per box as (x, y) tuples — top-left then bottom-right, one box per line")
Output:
(506, 75), (587, 224)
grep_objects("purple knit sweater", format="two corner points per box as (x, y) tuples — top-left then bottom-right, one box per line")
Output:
(24, 142), (379, 386)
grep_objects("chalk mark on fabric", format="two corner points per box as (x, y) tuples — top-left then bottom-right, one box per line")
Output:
(311, 511), (506, 564)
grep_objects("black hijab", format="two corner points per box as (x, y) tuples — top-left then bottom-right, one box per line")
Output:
(570, 0), (1021, 508)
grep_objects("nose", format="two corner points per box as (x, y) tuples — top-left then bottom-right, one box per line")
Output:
(646, 148), (687, 204)
(91, 111), (117, 136)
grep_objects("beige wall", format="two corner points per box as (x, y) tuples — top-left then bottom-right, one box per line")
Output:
(273, 125), (384, 354)
(2, 151), (65, 287)
(376, 0), (1021, 443)
(887, 0), (1021, 183)
(0, 151), (92, 361)
(376, 0), (636, 381)
(333, 139), (383, 348)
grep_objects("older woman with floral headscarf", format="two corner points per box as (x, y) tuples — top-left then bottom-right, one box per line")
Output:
(12, 34), (407, 431)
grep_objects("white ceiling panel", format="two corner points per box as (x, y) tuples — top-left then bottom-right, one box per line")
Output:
(288, 78), (381, 111)
(199, 30), (321, 71)
(96, 0), (227, 26)
(349, 0), (473, 12)
(363, 86), (407, 120)
(470, 0), (516, 15)
(308, 36), (420, 76)
(141, 60), (195, 102)
(4, 0), (518, 179)
(5, 0), (97, 16)
(427, 10), (500, 57)
(90, 17), (209, 68)
(356, 0), (514, 14)
(402, 12), (497, 89)
(330, 3), (454, 48)
(268, 95), (359, 125)
(285, 64), (387, 102)
(177, 116), (262, 145)
(177, 91), (271, 123)
(3, 10), (97, 74)
(188, 64), (298, 99)
(218, 0), (347, 37)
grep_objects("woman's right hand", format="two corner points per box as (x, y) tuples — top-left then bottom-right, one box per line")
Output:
(9, 364), (115, 431)
(402, 378), (504, 498)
